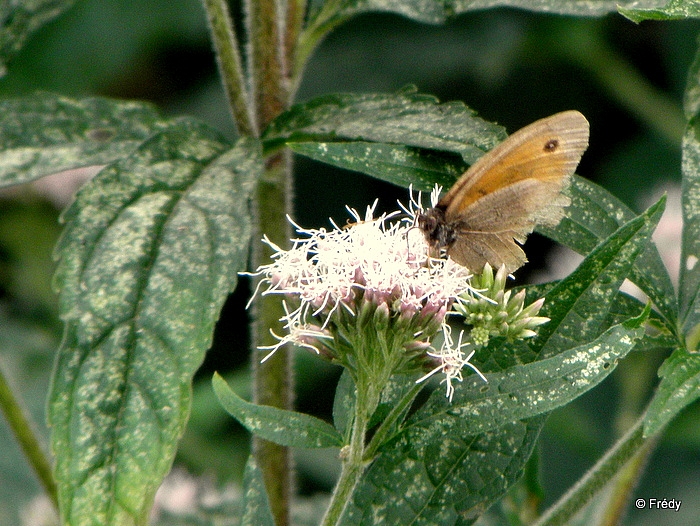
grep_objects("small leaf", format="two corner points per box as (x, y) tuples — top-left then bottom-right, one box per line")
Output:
(0, 94), (175, 188)
(0, 2), (76, 76)
(213, 373), (344, 448)
(266, 87), (505, 163)
(48, 126), (260, 526)
(290, 141), (464, 192)
(644, 349), (700, 437)
(333, 370), (355, 440)
(341, 416), (546, 526)
(620, 0), (700, 22)
(241, 456), (276, 526)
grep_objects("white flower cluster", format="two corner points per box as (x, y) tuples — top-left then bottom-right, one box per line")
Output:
(246, 195), (484, 399)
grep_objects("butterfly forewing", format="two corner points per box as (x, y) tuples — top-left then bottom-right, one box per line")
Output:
(419, 110), (590, 273)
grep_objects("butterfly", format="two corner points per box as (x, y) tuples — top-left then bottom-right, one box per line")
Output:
(417, 110), (589, 273)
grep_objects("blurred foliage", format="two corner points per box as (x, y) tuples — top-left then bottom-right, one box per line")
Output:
(0, 1), (698, 525)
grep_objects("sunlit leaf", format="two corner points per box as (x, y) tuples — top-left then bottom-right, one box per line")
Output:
(0, 94), (173, 188)
(49, 125), (260, 526)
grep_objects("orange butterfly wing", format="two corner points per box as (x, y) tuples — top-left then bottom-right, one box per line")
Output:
(440, 111), (589, 272)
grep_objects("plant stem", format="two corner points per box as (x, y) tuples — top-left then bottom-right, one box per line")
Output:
(364, 380), (422, 460)
(0, 362), (58, 510)
(201, 0), (258, 137)
(244, 0), (295, 523)
(320, 379), (372, 526)
(247, 0), (289, 128)
(532, 413), (650, 526)
(251, 150), (295, 526)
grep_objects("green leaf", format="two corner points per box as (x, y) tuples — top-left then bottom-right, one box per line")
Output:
(341, 416), (546, 525)
(414, 314), (647, 438)
(0, 94), (173, 188)
(308, 0), (638, 28)
(333, 370), (355, 440)
(644, 349), (700, 437)
(0, 1), (76, 76)
(290, 140), (464, 192)
(48, 126), (260, 526)
(213, 373), (344, 448)
(452, 0), (645, 16)
(264, 87), (505, 163)
(620, 0), (700, 22)
(536, 197), (665, 356)
(680, 47), (700, 345)
(241, 456), (276, 526)
(542, 176), (678, 331)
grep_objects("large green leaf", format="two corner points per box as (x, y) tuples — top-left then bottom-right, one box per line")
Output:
(290, 140), (465, 192)
(341, 416), (546, 525)
(306, 0), (648, 30)
(344, 315), (646, 524)
(452, 0), (660, 16)
(48, 124), (260, 526)
(620, 0), (700, 22)
(264, 87), (505, 163)
(418, 313), (647, 436)
(213, 373), (344, 448)
(0, 1), (76, 76)
(0, 94), (172, 188)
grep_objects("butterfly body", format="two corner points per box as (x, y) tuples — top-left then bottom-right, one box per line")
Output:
(417, 110), (590, 273)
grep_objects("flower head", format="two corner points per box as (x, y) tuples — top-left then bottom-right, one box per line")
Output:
(247, 190), (549, 400)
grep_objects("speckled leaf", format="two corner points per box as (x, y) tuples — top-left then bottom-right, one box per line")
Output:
(536, 197), (664, 356)
(307, 0), (643, 29)
(48, 125), (260, 526)
(0, 93), (171, 188)
(620, 0), (700, 22)
(413, 312), (647, 437)
(542, 176), (677, 330)
(265, 87), (505, 163)
(341, 318), (644, 524)
(290, 140), (465, 192)
(241, 456), (275, 526)
(452, 0), (657, 16)
(0, 1), (75, 76)
(339, 261), (649, 525)
(341, 416), (546, 525)
(213, 373), (344, 448)
(680, 48), (700, 347)
(644, 349), (700, 437)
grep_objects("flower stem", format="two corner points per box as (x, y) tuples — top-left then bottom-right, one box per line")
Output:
(320, 379), (372, 526)
(532, 413), (653, 526)
(0, 361), (58, 510)
(201, 0), (257, 136)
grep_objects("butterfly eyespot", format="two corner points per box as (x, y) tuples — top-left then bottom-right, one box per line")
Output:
(418, 110), (589, 273)
(543, 139), (559, 152)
